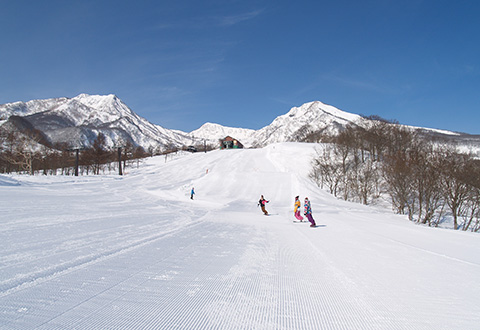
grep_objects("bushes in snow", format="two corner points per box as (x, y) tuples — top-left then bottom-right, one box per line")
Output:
(0, 131), (149, 175)
(310, 118), (480, 232)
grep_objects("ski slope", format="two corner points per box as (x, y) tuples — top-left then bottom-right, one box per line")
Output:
(0, 143), (479, 329)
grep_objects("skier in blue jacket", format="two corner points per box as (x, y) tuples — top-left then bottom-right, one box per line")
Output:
(304, 197), (316, 227)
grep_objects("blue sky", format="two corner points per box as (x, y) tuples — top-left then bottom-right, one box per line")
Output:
(1, 0), (479, 134)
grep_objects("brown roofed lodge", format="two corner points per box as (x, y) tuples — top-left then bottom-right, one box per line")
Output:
(219, 136), (244, 149)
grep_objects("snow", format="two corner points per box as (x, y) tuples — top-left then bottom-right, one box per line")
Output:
(189, 122), (257, 148)
(1, 143), (479, 329)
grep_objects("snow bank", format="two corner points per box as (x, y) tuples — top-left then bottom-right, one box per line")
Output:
(0, 143), (479, 329)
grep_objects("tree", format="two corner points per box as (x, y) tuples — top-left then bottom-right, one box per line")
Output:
(310, 145), (343, 196)
(441, 152), (472, 230)
(1, 132), (42, 175)
(82, 133), (109, 175)
(382, 150), (415, 218)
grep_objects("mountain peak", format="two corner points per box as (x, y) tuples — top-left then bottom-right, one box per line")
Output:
(284, 101), (361, 123)
(75, 93), (117, 100)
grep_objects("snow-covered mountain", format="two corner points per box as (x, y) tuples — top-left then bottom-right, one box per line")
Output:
(252, 101), (362, 146)
(0, 94), (193, 150)
(3, 95), (365, 150)
(248, 101), (480, 155)
(0, 97), (69, 120)
(187, 101), (364, 148)
(2, 94), (479, 154)
(189, 122), (257, 146)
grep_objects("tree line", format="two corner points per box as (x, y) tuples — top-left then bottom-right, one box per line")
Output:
(0, 127), (218, 176)
(0, 130), (150, 176)
(308, 117), (480, 232)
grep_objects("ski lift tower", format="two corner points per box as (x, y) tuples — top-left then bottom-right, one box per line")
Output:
(66, 146), (85, 176)
(113, 142), (124, 176)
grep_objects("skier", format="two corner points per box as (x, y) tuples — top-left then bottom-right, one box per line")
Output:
(258, 195), (269, 215)
(304, 197), (316, 227)
(294, 196), (304, 221)
(191, 187), (195, 200)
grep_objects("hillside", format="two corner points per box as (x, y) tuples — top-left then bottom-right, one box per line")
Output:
(0, 143), (478, 329)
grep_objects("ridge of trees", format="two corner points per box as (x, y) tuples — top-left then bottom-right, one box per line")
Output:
(0, 126), (217, 176)
(309, 117), (480, 232)
(0, 130), (152, 176)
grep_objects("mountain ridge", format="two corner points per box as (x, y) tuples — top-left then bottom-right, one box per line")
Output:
(0, 94), (193, 151)
(1, 94), (479, 154)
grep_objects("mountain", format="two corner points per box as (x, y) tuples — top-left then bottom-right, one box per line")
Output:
(0, 97), (69, 120)
(252, 101), (363, 146)
(188, 101), (364, 148)
(2, 94), (479, 155)
(189, 101), (479, 152)
(251, 101), (480, 156)
(189, 122), (257, 147)
(0, 94), (192, 150)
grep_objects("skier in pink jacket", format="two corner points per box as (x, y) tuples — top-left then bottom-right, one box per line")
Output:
(294, 196), (304, 221)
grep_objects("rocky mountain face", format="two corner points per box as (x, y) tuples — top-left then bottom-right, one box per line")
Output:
(1, 94), (479, 155)
(0, 94), (192, 150)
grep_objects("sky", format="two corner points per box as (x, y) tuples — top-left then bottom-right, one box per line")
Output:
(1, 0), (479, 134)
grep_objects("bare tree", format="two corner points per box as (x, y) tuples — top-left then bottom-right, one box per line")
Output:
(352, 157), (379, 205)
(309, 114), (480, 232)
(441, 151), (473, 230)
(310, 145), (343, 196)
(1, 132), (43, 174)
(82, 133), (109, 175)
(382, 151), (416, 218)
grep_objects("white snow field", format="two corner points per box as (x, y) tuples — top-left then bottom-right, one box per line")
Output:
(0, 143), (479, 330)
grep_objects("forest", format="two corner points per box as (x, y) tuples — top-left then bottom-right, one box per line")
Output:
(0, 129), (151, 176)
(307, 117), (480, 232)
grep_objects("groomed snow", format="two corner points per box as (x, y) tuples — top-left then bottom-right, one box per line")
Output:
(0, 143), (479, 329)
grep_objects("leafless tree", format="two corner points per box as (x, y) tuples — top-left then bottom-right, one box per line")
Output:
(1, 132), (43, 174)
(440, 151), (473, 230)
(82, 133), (109, 175)
(382, 150), (416, 218)
(310, 145), (343, 196)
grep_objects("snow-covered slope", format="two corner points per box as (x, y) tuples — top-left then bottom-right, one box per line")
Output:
(0, 97), (69, 122)
(0, 143), (478, 329)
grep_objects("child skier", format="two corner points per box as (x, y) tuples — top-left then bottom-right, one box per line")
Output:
(304, 197), (316, 227)
(258, 195), (269, 215)
(294, 196), (303, 221)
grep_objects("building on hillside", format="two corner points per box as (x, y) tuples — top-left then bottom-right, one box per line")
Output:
(219, 136), (244, 149)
